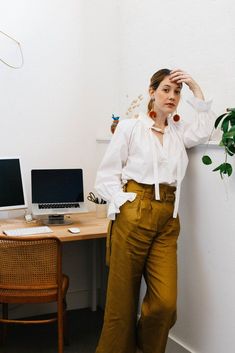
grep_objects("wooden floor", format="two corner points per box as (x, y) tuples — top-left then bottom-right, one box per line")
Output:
(0, 308), (103, 353)
(0, 308), (187, 353)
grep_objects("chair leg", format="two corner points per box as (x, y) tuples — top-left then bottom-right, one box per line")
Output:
(1, 303), (8, 344)
(63, 299), (69, 346)
(58, 300), (64, 353)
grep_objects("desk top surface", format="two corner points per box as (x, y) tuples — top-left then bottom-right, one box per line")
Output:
(0, 212), (109, 242)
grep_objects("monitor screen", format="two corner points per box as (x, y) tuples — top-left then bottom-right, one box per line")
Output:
(31, 169), (84, 203)
(0, 158), (27, 211)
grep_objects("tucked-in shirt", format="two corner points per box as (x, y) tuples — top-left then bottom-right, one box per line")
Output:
(95, 96), (215, 220)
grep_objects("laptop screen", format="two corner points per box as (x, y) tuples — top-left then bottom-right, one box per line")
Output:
(31, 169), (84, 204)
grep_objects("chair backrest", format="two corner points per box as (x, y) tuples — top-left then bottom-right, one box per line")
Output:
(0, 236), (62, 294)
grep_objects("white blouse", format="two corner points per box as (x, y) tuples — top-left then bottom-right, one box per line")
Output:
(95, 96), (215, 220)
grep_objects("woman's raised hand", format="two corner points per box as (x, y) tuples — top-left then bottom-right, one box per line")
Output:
(170, 69), (205, 100)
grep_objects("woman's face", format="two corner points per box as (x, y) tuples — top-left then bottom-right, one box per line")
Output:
(150, 75), (182, 116)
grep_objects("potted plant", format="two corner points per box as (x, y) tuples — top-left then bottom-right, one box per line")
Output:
(202, 108), (235, 177)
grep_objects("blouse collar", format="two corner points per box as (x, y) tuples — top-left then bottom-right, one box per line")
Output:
(138, 112), (173, 132)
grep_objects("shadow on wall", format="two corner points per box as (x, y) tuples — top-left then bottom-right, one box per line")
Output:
(171, 150), (214, 352)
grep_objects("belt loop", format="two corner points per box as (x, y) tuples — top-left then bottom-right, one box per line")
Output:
(151, 185), (155, 200)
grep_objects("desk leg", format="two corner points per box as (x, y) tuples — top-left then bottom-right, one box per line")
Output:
(91, 240), (97, 311)
(99, 238), (108, 309)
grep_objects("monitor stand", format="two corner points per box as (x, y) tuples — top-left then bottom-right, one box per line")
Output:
(0, 211), (9, 220)
(43, 215), (73, 226)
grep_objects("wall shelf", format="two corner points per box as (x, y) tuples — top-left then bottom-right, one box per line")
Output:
(196, 140), (222, 148)
(96, 138), (221, 147)
(96, 137), (111, 143)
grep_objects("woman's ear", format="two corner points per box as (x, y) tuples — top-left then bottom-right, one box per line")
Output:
(149, 88), (155, 98)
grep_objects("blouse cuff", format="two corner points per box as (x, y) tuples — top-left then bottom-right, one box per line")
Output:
(187, 96), (212, 112)
(107, 191), (137, 220)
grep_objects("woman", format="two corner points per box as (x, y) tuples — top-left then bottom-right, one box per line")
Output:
(95, 68), (214, 353)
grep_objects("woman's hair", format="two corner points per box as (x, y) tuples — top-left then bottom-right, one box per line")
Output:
(147, 68), (171, 113)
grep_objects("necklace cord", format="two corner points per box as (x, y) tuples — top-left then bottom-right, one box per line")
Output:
(151, 126), (165, 134)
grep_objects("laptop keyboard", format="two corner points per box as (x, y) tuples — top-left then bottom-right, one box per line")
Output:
(38, 203), (80, 209)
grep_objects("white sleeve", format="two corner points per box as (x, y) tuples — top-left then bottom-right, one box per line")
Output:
(178, 96), (216, 148)
(95, 120), (137, 220)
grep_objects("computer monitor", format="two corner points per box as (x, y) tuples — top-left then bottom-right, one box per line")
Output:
(0, 157), (27, 212)
(31, 168), (87, 225)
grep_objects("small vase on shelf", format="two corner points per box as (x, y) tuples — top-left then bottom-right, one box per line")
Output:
(111, 114), (120, 134)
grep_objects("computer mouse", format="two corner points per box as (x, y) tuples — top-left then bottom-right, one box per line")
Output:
(68, 227), (81, 234)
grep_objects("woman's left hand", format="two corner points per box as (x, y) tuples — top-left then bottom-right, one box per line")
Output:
(170, 69), (205, 100)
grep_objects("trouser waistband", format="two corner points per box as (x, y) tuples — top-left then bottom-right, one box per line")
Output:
(124, 180), (176, 202)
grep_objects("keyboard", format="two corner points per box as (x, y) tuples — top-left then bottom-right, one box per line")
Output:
(38, 203), (80, 209)
(2, 226), (53, 236)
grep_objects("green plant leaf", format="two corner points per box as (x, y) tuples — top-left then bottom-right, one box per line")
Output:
(226, 163), (233, 176)
(227, 144), (235, 153)
(222, 163), (233, 176)
(226, 148), (234, 157)
(212, 164), (223, 172)
(214, 113), (227, 129)
(223, 128), (235, 139)
(228, 126), (235, 132)
(206, 110), (235, 179)
(226, 140), (235, 155)
(221, 116), (230, 133)
(222, 135), (229, 144)
(202, 155), (212, 165)
(231, 117), (235, 126)
(213, 163), (233, 177)
(227, 139), (234, 147)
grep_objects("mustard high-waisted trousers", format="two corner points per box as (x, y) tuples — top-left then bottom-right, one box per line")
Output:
(95, 180), (180, 353)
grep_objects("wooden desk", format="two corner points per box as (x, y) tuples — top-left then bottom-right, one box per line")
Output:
(0, 212), (109, 311)
(0, 212), (109, 241)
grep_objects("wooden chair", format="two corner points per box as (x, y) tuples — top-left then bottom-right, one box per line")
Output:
(0, 235), (69, 353)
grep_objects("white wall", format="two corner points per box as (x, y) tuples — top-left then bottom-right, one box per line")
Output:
(0, 0), (119, 203)
(173, 146), (235, 353)
(117, 0), (235, 115)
